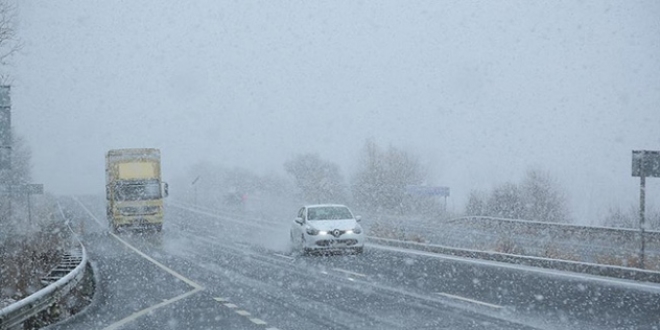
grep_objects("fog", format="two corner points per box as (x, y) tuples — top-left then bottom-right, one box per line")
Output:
(9, 1), (660, 223)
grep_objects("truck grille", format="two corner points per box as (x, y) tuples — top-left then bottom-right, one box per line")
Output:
(119, 206), (159, 215)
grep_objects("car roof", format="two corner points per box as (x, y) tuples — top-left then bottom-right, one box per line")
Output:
(305, 204), (349, 208)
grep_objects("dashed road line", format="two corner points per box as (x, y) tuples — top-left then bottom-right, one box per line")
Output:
(213, 297), (284, 329)
(435, 292), (503, 309)
(235, 310), (251, 316)
(333, 267), (367, 278)
(273, 253), (295, 260)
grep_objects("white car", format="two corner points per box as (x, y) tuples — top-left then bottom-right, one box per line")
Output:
(290, 204), (365, 255)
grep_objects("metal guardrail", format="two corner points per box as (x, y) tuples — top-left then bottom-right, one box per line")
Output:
(367, 213), (660, 265)
(0, 246), (87, 329)
(0, 205), (88, 330)
(368, 236), (660, 283)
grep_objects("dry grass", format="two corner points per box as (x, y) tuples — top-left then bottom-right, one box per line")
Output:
(494, 237), (525, 255)
(595, 253), (660, 270)
(369, 222), (428, 243)
(1, 196), (70, 303)
(543, 244), (581, 262)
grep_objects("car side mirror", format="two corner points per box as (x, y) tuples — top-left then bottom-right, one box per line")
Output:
(162, 182), (169, 198)
(295, 217), (304, 225)
(355, 215), (362, 222)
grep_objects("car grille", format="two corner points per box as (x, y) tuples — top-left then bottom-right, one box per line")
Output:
(315, 239), (358, 247)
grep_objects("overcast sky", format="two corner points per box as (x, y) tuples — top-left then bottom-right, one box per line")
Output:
(9, 0), (660, 223)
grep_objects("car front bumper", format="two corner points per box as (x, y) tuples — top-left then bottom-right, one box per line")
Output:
(303, 232), (365, 251)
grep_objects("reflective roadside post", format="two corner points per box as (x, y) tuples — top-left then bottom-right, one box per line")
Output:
(632, 150), (660, 269)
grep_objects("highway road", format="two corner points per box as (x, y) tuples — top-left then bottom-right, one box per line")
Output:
(48, 196), (660, 330)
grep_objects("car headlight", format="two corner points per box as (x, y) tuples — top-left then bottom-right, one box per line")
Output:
(306, 227), (319, 235)
(353, 227), (362, 234)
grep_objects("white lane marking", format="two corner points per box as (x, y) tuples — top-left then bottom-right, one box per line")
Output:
(74, 196), (204, 291)
(320, 270), (328, 275)
(73, 196), (207, 330)
(333, 267), (367, 278)
(73, 196), (105, 228)
(236, 310), (251, 316)
(436, 292), (503, 309)
(213, 297), (227, 302)
(249, 318), (268, 325)
(103, 287), (202, 330)
(224, 303), (238, 309)
(110, 232), (204, 290)
(266, 328), (281, 330)
(369, 244), (660, 293)
(273, 253), (295, 260)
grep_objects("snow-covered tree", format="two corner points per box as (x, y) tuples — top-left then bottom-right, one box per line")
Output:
(284, 153), (346, 204)
(520, 168), (569, 222)
(487, 182), (525, 219)
(465, 189), (488, 216)
(465, 169), (570, 222)
(352, 140), (426, 213)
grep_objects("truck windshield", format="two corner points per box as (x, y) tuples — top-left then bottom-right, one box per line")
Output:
(114, 182), (161, 201)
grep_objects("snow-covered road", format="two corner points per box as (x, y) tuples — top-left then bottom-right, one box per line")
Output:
(48, 195), (660, 330)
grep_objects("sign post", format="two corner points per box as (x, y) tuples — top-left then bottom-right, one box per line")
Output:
(405, 185), (451, 211)
(632, 150), (660, 269)
(0, 184), (44, 224)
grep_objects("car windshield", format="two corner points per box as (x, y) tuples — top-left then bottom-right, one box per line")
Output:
(307, 206), (353, 220)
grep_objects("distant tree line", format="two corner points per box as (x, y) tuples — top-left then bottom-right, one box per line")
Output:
(284, 139), (439, 214)
(464, 169), (570, 223)
(603, 205), (660, 230)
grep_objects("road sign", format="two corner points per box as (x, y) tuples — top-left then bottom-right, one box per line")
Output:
(0, 184), (44, 195)
(405, 185), (450, 197)
(632, 150), (660, 177)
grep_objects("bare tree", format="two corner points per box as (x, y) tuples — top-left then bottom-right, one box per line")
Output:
(520, 168), (569, 222)
(465, 169), (570, 222)
(465, 189), (488, 216)
(603, 205), (660, 230)
(487, 182), (525, 219)
(352, 140), (427, 213)
(0, 0), (20, 82)
(284, 153), (347, 204)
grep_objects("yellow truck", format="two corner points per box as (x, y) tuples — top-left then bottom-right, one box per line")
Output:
(105, 148), (168, 233)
